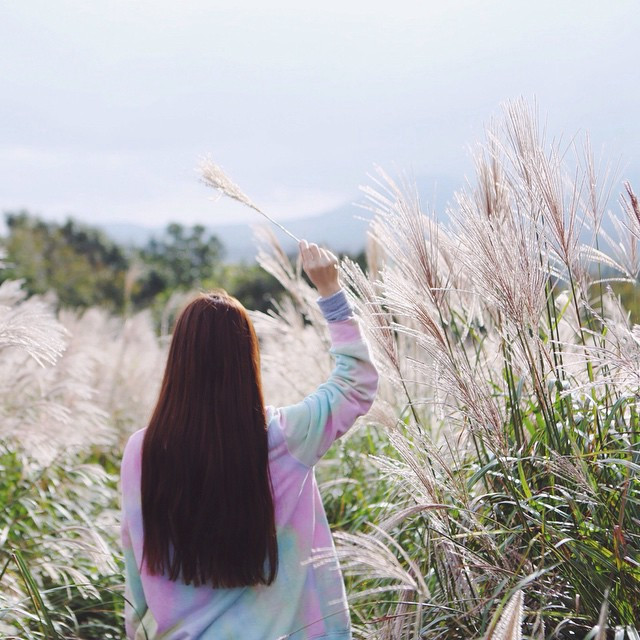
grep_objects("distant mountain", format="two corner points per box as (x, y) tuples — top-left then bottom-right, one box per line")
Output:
(100, 203), (373, 263)
(100, 175), (462, 262)
(211, 202), (383, 261)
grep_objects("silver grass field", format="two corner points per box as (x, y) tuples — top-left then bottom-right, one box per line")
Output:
(1, 101), (639, 639)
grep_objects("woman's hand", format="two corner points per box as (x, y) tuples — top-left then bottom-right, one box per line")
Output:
(299, 240), (341, 298)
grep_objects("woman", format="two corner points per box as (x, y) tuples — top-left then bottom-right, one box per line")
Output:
(120, 240), (378, 639)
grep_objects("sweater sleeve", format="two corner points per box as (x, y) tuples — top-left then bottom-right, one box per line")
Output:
(278, 314), (378, 467)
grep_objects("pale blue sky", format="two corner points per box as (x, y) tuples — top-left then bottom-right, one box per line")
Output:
(1, 0), (639, 227)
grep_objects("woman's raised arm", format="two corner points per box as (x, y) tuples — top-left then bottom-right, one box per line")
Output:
(275, 241), (379, 467)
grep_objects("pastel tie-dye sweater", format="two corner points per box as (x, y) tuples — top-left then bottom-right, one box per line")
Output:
(120, 294), (378, 640)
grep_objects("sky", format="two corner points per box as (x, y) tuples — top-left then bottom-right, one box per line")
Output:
(1, 0), (639, 228)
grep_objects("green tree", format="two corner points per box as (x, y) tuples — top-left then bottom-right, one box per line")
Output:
(133, 223), (224, 307)
(211, 263), (284, 314)
(1, 211), (129, 311)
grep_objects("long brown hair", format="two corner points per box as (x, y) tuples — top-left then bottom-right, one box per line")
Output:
(141, 291), (278, 588)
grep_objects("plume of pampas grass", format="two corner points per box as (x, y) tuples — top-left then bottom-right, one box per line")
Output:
(453, 157), (548, 333)
(500, 100), (584, 278)
(330, 526), (431, 600)
(486, 590), (524, 640)
(361, 168), (453, 311)
(339, 257), (405, 386)
(254, 226), (332, 347)
(200, 157), (300, 242)
(601, 182), (640, 280)
(59, 306), (164, 443)
(250, 298), (331, 406)
(0, 280), (67, 366)
(0, 281), (165, 461)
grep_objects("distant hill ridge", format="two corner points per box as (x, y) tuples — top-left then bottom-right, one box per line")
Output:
(101, 175), (462, 262)
(101, 202), (375, 263)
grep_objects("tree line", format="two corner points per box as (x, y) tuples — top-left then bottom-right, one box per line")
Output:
(0, 211), (285, 316)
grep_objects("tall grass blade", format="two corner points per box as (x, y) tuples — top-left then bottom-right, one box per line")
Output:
(12, 549), (59, 639)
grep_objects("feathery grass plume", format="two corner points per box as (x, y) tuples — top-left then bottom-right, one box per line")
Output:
(60, 306), (164, 443)
(250, 298), (331, 407)
(364, 232), (385, 282)
(500, 99), (585, 278)
(330, 526), (430, 599)
(600, 182), (640, 280)
(0, 303), (166, 461)
(339, 256), (406, 392)
(254, 225), (335, 353)
(0, 286), (109, 462)
(0, 280), (67, 366)
(254, 227), (315, 312)
(577, 135), (618, 242)
(199, 157), (300, 242)
(486, 590), (524, 640)
(247, 228), (337, 406)
(566, 313), (640, 391)
(357, 168), (491, 441)
(361, 167), (453, 310)
(452, 133), (559, 431)
(454, 147), (548, 332)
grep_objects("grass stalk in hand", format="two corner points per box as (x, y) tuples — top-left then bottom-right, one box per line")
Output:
(200, 158), (300, 243)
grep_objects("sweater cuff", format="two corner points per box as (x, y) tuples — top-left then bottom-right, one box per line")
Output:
(317, 289), (353, 322)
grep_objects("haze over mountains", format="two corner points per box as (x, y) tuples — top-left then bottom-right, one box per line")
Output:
(100, 176), (461, 262)
(102, 202), (371, 262)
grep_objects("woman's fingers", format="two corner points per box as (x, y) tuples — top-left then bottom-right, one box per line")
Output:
(300, 240), (338, 273)
(299, 239), (310, 260)
(308, 243), (321, 263)
(299, 240), (309, 265)
(299, 240), (317, 269)
(298, 240), (340, 296)
(299, 241), (324, 265)
(320, 247), (338, 266)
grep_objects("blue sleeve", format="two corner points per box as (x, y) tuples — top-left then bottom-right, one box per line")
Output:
(317, 289), (353, 322)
